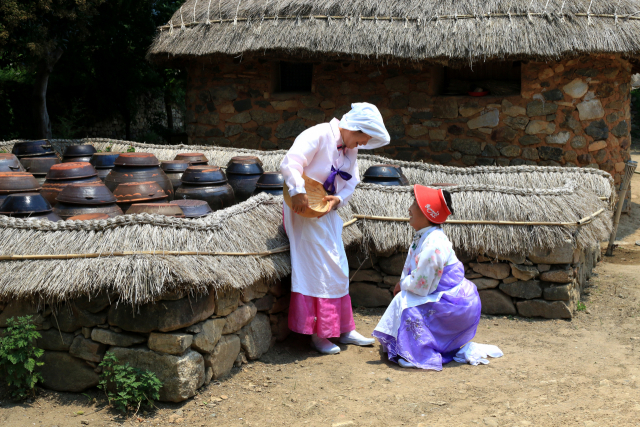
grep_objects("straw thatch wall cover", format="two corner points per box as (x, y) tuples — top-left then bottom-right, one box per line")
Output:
(351, 181), (611, 257)
(147, 0), (640, 63)
(1, 138), (617, 203)
(0, 194), (360, 305)
(0, 139), (612, 305)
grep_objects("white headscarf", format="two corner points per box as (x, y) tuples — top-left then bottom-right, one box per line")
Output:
(339, 102), (391, 150)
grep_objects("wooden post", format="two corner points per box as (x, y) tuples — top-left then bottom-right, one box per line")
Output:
(606, 160), (638, 256)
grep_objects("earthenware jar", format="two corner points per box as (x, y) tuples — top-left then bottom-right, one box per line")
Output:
(174, 152), (208, 165)
(53, 182), (123, 220)
(0, 172), (42, 204)
(226, 156), (264, 203)
(0, 154), (25, 172)
(20, 157), (61, 185)
(252, 172), (284, 196)
(169, 199), (213, 218)
(112, 181), (168, 213)
(40, 162), (101, 204)
(0, 192), (62, 221)
(90, 152), (122, 181)
(62, 145), (97, 163)
(161, 160), (190, 190)
(68, 213), (110, 221)
(362, 164), (410, 186)
(105, 153), (173, 200)
(126, 203), (185, 218)
(175, 166), (234, 212)
(12, 140), (56, 158)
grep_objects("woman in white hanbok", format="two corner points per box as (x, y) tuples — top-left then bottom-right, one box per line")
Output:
(280, 103), (390, 354)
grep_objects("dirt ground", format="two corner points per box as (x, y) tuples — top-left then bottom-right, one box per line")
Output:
(1, 155), (639, 427)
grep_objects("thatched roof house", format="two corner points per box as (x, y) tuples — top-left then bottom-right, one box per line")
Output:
(147, 0), (639, 187)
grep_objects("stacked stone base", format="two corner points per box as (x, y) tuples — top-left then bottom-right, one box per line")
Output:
(347, 242), (600, 319)
(0, 279), (291, 402)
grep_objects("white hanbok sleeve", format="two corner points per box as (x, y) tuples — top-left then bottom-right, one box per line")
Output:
(334, 155), (360, 208)
(400, 234), (452, 296)
(280, 131), (320, 196)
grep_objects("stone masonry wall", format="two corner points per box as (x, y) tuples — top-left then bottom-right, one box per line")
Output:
(185, 54), (632, 185)
(346, 243), (600, 319)
(0, 279), (291, 402)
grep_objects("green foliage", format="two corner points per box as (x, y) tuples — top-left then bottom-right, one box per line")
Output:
(0, 316), (44, 400)
(98, 352), (162, 413)
(53, 99), (85, 139)
(127, 146), (136, 153)
(576, 301), (587, 312)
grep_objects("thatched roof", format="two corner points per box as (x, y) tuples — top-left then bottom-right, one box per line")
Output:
(1, 138), (613, 202)
(147, 0), (640, 63)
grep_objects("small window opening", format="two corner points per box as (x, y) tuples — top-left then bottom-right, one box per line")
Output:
(277, 62), (313, 93)
(441, 61), (521, 96)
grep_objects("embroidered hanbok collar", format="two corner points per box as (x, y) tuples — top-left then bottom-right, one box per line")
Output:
(411, 226), (438, 250)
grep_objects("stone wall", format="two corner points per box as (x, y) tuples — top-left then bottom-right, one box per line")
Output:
(185, 54), (632, 185)
(346, 243), (600, 319)
(0, 279), (290, 402)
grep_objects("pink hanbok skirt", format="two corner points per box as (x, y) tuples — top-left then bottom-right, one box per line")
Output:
(288, 292), (356, 338)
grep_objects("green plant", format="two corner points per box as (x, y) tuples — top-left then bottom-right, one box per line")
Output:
(0, 316), (44, 400)
(576, 301), (587, 312)
(98, 352), (162, 413)
(53, 99), (85, 139)
(126, 145), (135, 153)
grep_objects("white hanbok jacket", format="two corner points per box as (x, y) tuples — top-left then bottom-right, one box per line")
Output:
(280, 118), (359, 298)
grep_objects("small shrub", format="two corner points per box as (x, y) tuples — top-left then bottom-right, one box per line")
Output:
(126, 145), (135, 153)
(576, 301), (587, 312)
(98, 352), (162, 413)
(0, 316), (44, 400)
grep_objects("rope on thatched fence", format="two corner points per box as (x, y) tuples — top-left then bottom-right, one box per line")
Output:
(0, 246), (291, 261)
(157, 12), (640, 30)
(352, 207), (605, 227)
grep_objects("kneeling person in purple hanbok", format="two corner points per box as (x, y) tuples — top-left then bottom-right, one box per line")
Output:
(373, 185), (482, 370)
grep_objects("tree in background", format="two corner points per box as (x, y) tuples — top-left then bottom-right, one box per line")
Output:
(0, 0), (105, 139)
(0, 0), (185, 142)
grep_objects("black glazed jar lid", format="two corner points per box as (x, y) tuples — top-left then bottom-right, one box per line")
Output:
(181, 166), (228, 184)
(0, 192), (53, 214)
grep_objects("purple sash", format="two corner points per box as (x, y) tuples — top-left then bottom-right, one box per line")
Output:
(373, 261), (481, 370)
(323, 166), (352, 195)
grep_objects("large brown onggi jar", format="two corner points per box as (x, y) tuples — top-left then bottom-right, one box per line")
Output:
(62, 145), (97, 163)
(0, 154), (25, 172)
(226, 156), (264, 203)
(0, 172), (42, 204)
(174, 152), (208, 165)
(161, 160), (190, 190)
(53, 182), (123, 220)
(20, 157), (61, 185)
(112, 181), (168, 213)
(175, 166), (234, 212)
(104, 153), (173, 200)
(40, 162), (101, 204)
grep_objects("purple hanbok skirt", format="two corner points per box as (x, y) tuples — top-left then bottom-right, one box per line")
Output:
(372, 261), (481, 370)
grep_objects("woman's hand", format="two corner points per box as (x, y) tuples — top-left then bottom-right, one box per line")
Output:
(318, 195), (341, 218)
(393, 282), (401, 296)
(291, 193), (309, 214)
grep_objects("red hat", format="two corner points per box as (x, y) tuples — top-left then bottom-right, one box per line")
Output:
(413, 184), (452, 224)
